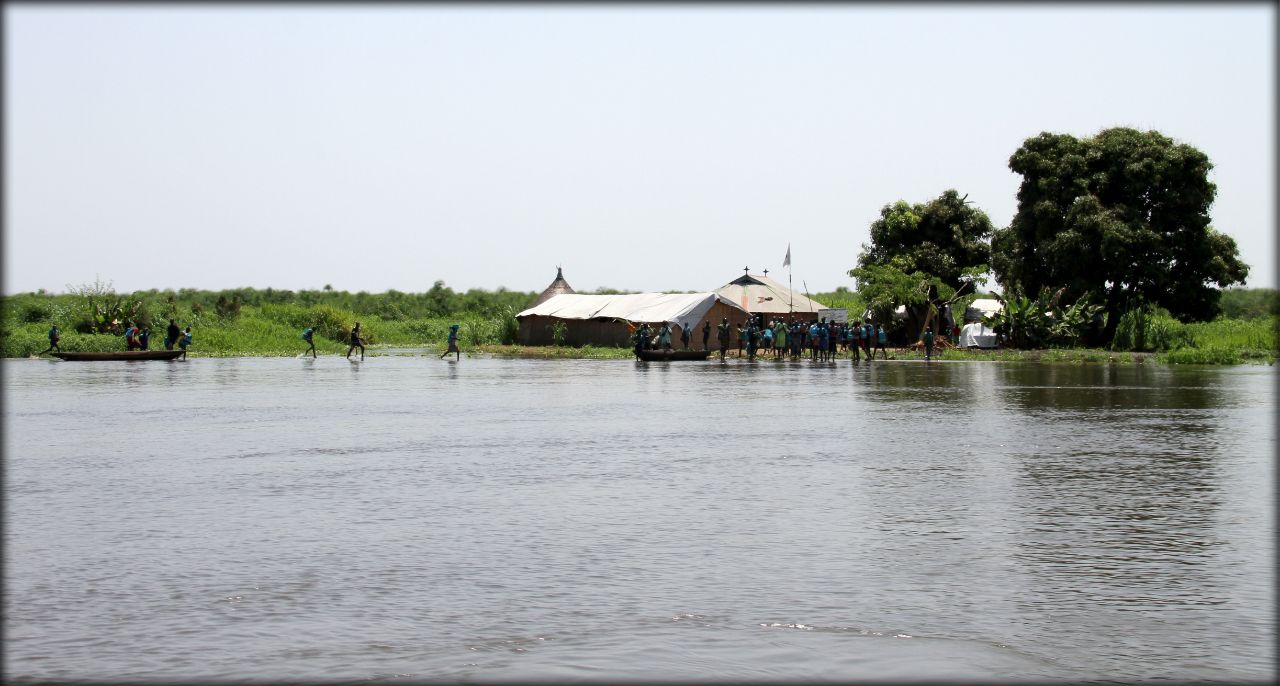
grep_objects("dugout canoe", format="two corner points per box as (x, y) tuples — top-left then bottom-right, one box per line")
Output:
(635, 349), (712, 361)
(52, 350), (185, 361)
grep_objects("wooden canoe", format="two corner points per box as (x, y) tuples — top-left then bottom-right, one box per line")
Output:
(52, 350), (185, 361)
(635, 348), (712, 361)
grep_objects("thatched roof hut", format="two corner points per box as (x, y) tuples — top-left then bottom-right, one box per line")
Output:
(530, 266), (576, 308)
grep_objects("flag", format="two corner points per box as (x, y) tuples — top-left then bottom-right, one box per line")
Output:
(783, 244), (791, 269)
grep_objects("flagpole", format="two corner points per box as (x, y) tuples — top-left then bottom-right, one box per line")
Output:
(785, 243), (794, 322)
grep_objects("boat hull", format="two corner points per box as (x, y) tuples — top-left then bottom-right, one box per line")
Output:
(635, 349), (712, 361)
(52, 350), (185, 361)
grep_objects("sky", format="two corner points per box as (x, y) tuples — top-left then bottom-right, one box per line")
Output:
(4, 4), (1275, 296)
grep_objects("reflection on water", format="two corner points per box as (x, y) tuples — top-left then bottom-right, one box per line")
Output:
(2, 357), (1273, 682)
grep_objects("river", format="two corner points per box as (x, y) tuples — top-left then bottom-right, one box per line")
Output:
(3, 356), (1274, 682)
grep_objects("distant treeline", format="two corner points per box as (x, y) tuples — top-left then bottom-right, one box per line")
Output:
(154, 281), (541, 321)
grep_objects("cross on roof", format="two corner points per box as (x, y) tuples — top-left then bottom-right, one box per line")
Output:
(763, 269), (769, 276)
(744, 265), (750, 274)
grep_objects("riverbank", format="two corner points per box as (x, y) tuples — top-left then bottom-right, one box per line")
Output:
(4, 291), (1274, 364)
(474, 346), (1272, 365)
(21, 344), (1270, 365)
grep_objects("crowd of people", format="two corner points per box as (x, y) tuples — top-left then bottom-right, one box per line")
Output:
(40, 319), (193, 357)
(631, 316), (928, 362)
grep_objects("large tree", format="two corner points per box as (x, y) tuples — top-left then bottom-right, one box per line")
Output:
(991, 127), (1249, 344)
(856, 189), (994, 291)
(851, 189), (993, 340)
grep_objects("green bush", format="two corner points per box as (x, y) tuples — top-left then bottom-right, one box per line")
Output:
(1111, 307), (1190, 352)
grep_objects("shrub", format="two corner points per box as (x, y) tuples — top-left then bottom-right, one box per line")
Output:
(1111, 307), (1191, 351)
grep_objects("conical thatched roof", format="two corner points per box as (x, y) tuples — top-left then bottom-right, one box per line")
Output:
(531, 266), (576, 307)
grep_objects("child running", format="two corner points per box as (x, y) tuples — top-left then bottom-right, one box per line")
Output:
(441, 324), (461, 360)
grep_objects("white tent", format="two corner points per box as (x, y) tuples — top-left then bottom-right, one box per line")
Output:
(965, 298), (1003, 321)
(959, 322), (999, 348)
(715, 273), (827, 316)
(517, 292), (745, 326)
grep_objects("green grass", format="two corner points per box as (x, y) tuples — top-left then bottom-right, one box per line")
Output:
(0, 302), (511, 358)
(1107, 312), (1275, 364)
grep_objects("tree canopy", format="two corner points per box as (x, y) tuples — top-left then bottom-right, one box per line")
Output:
(855, 189), (994, 292)
(991, 127), (1249, 343)
(850, 189), (993, 339)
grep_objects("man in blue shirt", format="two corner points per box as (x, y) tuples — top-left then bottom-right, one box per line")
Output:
(42, 324), (61, 354)
(302, 326), (318, 358)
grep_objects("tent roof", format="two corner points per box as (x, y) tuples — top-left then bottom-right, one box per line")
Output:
(965, 298), (1003, 319)
(715, 273), (828, 314)
(517, 292), (746, 325)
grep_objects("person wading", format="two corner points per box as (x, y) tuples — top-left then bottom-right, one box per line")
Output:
(178, 326), (192, 359)
(301, 325), (318, 358)
(346, 322), (364, 360)
(440, 324), (461, 360)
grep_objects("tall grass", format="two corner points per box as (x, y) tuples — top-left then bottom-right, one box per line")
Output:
(1, 301), (522, 357)
(1109, 307), (1275, 364)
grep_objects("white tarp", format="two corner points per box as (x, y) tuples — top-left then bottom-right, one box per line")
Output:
(860, 305), (909, 322)
(715, 273), (827, 315)
(517, 292), (745, 326)
(959, 322), (999, 348)
(965, 298), (1003, 321)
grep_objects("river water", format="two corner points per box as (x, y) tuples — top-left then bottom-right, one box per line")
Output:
(3, 356), (1274, 682)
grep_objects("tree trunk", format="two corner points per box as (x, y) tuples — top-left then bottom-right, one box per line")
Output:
(1100, 285), (1124, 346)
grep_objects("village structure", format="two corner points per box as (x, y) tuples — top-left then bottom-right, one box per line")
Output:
(516, 266), (830, 347)
(517, 266), (1004, 349)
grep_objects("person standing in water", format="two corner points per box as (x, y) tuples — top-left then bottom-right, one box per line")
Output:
(717, 317), (731, 359)
(346, 322), (364, 360)
(875, 324), (889, 360)
(680, 322), (692, 350)
(702, 320), (711, 351)
(301, 325), (318, 358)
(923, 326), (935, 361)
(440, 324), (461, 360)
(178, 326), (192, 359)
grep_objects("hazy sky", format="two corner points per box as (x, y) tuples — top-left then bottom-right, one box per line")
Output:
(4, 4), (1274, 296)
